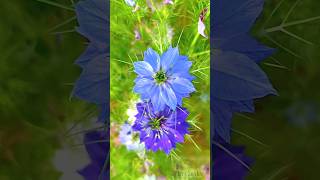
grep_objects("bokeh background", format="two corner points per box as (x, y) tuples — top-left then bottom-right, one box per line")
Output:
(0, 0), (96, 179)
(233, 0), (320, 179)
(0, 0), (320, 179)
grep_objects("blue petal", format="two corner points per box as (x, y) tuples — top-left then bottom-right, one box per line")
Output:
(75, 43), (106, 68)
(169, 77), (196, 94)
(144, 48), (160, 72)
(230, 100), (254, 112)
(171, 72), (195, 81)
(212, 98), (255, 142)
(167, 128), (184, 143)
(212, 0), (264, 40)
(161, 84), (177, 110)
(73, 54), (108, 104)
(159, 133), (173, 154)
(169, 57), (192, 74)
(78, 130), (109, 179)
(150, 86), (165, 112)
(175, 93), (183, 105)
(75, 0), (108, 46)
(133, 78), (154, 96)
(133, 61), (155, 77)
(212, 99), (233, 142)
(213, 141), (253, 179)
(160, 46), (179, 71)
(214, 34), (275, 62)
(212, 51), (277, 101)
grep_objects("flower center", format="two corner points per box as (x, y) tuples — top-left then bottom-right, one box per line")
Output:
(154, 71), (167, 84)
(149, 116), (165, 130)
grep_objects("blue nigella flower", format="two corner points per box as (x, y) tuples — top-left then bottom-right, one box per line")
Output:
(119, 122), (145, 151)
(78, 130), (109, 180)
(211, 0), (277, 142)
(133, 47), (196, 112)
(132, 102), (189, 154)
(73, 0), (109, 123)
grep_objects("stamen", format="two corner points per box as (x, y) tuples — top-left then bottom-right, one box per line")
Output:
(154, 70), (167, 84)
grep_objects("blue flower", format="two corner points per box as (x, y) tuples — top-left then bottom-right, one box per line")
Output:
(73, 0), (109, 123)
(211, 0), (277, 142)
(132, 102), (189, 154)
(78, 130), (109, 180)
(133, 47), (195, 112)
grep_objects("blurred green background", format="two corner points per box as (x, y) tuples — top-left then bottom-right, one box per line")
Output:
(233, 0), (320, 179)
(0, 0), (320, 179)
(0, 0), (95, 179)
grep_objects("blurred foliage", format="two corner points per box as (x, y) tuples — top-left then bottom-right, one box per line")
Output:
(0, 0), (95, 179)
(232, 0), (320, 179)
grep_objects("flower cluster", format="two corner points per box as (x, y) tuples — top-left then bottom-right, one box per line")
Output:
(131, 46), (195, 154)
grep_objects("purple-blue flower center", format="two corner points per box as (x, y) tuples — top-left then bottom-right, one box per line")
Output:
(149, 116), (165, 129)
(154, 70), (167, 84)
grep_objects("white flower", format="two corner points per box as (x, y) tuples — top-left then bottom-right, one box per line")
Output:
(119, 123), (145, 152)
(126, 100), (139, 123)
(125, 0), (136, 7)
(52, 147), (89, 180)
(198, 8), (208, 38)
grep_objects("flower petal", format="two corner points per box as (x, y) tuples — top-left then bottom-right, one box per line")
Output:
(170, 77), (196, 94)
(167, 128), (184, 143)
(160, 46), (179, 71)
(134, 61), (155, 77)
(133, 78), (154, 98)
(144, 48), (161, 72)
(75, 0), (108, 46)
(159, 133), (172, 154)
(73, 54), (108, 104)
(161, 84), (177, 110)
(212, 51), (277, 101)
(198, 18), (207, 38)
(169, 57), (192, 74)
(150, 85), (166, 112)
